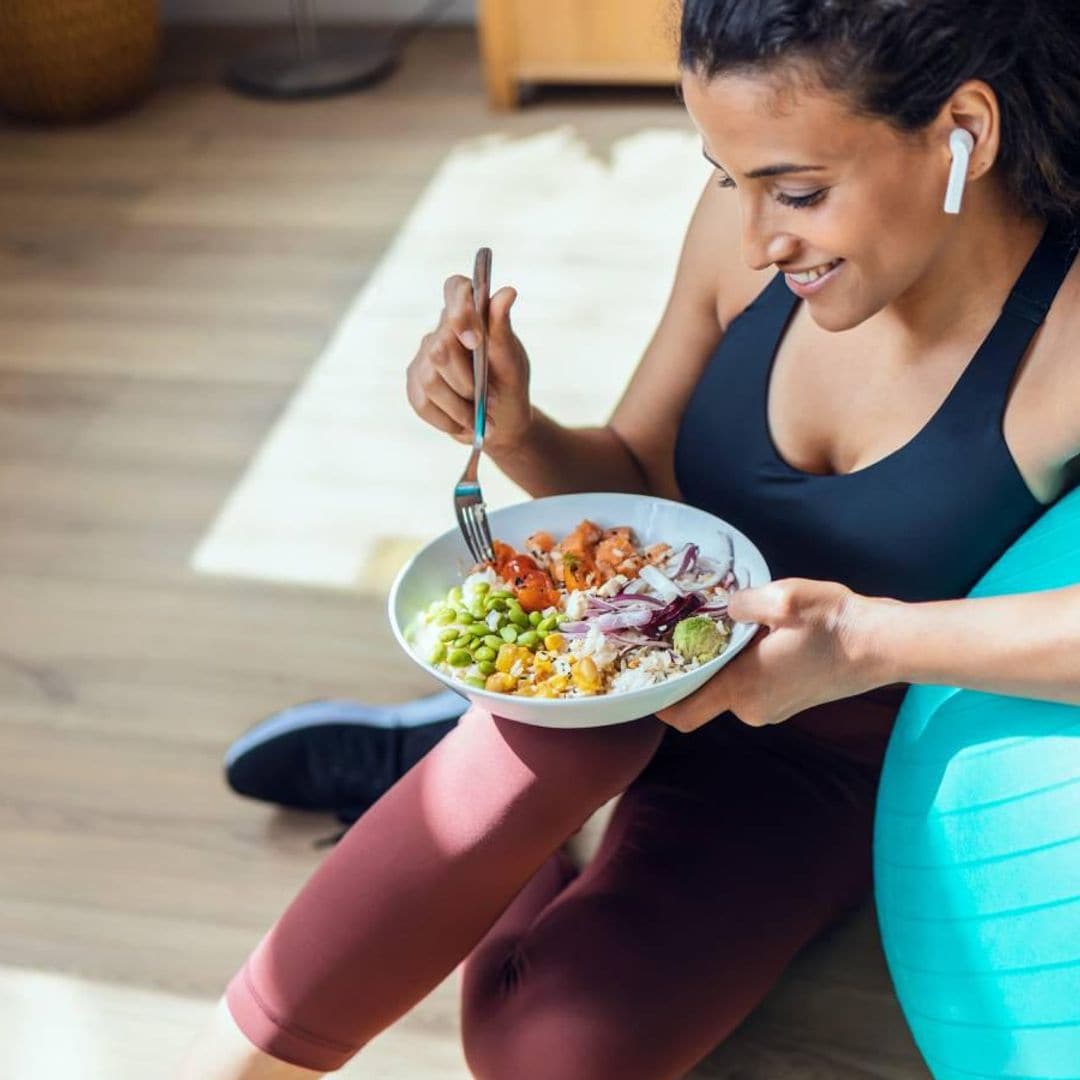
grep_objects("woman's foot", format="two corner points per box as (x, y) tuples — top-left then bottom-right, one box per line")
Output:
(223, 691), (468, 822)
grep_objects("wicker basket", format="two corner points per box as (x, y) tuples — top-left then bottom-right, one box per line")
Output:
(0, 0), (159, 123)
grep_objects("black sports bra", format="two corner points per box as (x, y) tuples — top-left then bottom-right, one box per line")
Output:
(674, 223), (1077, 604)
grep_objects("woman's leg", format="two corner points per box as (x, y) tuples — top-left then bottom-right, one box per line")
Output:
(460, 694), (898, 1080)
(180, 704), (665, 1077)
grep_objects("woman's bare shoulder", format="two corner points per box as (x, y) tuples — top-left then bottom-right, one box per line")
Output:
(1009, 244), (1080, 500)
(688, 180), (776, 329)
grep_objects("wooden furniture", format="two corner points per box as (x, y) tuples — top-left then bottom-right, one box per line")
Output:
(478, 0), (679, 109)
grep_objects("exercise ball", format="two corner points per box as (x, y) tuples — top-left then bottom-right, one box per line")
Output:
(874, 487), (1080, 1080)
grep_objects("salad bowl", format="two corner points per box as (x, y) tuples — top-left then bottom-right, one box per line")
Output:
(388, 492), (771, 728)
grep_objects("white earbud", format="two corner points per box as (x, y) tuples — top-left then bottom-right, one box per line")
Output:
(944, 128), (975, 214)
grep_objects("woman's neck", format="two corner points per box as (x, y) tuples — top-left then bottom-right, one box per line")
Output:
(876, 192), (1046, 364)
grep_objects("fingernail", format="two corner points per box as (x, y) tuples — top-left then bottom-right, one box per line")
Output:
(460, 330), (478, 349)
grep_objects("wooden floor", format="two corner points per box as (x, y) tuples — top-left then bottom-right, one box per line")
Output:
(0, 25), (928, 1078)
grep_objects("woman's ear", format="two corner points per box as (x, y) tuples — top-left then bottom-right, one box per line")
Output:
(943, 79), (1001, 183)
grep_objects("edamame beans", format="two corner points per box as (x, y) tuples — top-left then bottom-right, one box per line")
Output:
(428, 579), (572, 677)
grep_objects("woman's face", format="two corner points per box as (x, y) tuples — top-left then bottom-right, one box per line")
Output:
(681, 67), (954, 331)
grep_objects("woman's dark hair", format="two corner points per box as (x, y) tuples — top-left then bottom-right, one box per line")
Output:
(680, 0), (1080, 226)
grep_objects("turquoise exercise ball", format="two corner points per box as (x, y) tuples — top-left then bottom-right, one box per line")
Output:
(874, 487), (1080, 1080)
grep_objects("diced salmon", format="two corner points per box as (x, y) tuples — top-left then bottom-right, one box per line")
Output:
(525, 530), (555, 554)
(644, 542), (672, 565)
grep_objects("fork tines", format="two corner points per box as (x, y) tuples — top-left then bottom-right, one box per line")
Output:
(454, 488), (495, 565)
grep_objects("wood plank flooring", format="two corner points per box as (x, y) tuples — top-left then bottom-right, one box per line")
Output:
(0, 24), (927, 1078)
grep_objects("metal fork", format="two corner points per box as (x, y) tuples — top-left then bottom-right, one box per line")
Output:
(453, 247), (496, 565)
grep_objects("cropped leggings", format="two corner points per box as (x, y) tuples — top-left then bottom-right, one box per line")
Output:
(226, 688), (902, 1078)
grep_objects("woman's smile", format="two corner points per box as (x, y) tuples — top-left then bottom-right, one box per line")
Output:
(784, 258), (845, 297)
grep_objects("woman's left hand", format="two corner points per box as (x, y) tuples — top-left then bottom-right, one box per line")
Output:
(656, 578), (885, 733)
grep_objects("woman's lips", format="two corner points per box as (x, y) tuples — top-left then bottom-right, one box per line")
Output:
(784, 258), (844, 297)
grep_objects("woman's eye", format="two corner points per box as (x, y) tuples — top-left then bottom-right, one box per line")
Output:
(715, 174), (737, 190)
(775, 189), (827, 209)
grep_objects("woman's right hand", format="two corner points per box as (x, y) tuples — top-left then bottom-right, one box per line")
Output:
(406, 274), (533, 453)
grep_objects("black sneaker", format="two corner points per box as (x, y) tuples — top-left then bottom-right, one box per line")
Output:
(223, 691), (469, 824)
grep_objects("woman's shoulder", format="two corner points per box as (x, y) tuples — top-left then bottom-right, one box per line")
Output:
(1011, 235), (1080, 499)
(682, 179), (778, 332)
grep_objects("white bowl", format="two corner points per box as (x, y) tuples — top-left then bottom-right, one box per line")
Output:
(388, 493), (771, 728)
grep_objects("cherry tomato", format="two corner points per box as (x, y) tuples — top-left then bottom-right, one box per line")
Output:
(516, 569), (559, 613)
(502, 554), (540, 582)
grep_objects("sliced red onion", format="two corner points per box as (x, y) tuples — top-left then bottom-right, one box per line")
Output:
(641, 592), (704, 636)
(619, 577), (651, 596)
(593, 608), (656, 632)
(639, 564), (681, 602)
(609, 590), (665, 605)
(585, 596), (620, 612)
(674, 542), (699, 578)
(685, 572), (723, 588)
(715, 532), (734, 576)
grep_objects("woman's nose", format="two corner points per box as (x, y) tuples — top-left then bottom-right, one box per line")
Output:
(741, 207), (798, 271)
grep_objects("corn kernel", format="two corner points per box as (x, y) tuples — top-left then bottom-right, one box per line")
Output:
(548, 675), (570, 692)
(485, 672), (516, 694)
(495, 643), (518, 673)
(543, 633), (565, 652)
(573, 655), (601, 692)
(533, 657), (554, 677)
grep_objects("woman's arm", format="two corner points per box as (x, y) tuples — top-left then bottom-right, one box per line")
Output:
(488, 179), (764, 501)
(857, 585), (1080, 704)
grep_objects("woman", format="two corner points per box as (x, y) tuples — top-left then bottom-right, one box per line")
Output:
(182, 2), (1080, 1076)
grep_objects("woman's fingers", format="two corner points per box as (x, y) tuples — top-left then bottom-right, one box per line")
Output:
(428, 332), (475, 400)
(442, 275), (479, 349)
(423, 374), (475, 432)
(412, 396), (472, 441)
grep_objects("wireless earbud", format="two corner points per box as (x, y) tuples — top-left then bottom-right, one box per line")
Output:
(944, 128), (975, 214)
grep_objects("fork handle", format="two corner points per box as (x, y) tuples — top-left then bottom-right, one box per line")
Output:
(471, 247), (492, 451)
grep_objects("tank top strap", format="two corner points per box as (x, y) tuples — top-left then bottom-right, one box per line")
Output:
(950, 222), (1078, 413)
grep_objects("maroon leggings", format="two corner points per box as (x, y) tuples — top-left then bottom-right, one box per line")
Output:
(226, 689), (901, 1078)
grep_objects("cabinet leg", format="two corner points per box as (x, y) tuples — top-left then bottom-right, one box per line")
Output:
(478, 0), (519, 110)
